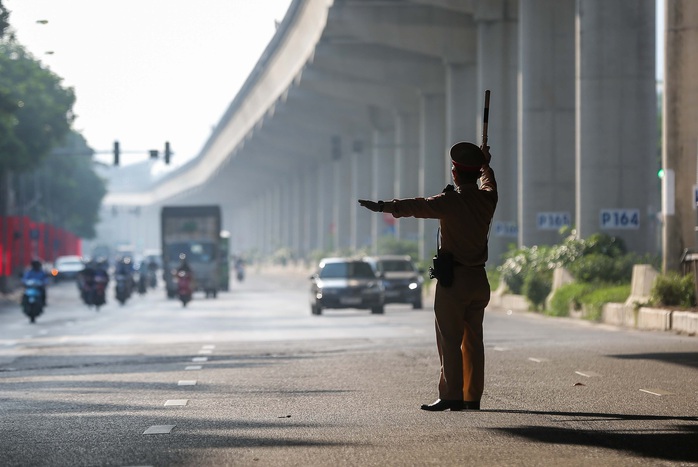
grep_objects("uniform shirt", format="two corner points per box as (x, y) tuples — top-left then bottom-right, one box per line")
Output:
(385, 166), (498, 267)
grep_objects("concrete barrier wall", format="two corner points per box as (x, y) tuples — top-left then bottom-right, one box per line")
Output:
(672, 311), (698, 335)
(637, 307), (672, 331)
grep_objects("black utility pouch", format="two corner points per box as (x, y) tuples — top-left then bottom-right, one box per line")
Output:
(429, 250), (454, 287)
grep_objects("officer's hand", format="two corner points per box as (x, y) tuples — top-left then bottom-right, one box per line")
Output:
(358, 199), (381, 212)
(481, 144), (492, 164)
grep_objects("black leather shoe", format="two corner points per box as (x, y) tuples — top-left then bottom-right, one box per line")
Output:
(420, 399), (464, 411)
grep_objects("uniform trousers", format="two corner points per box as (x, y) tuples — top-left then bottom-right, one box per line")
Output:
(433, 265), (490, 402)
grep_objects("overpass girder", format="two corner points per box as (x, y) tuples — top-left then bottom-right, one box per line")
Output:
(326, 1), (476, 63)
(299, 66), (418, 113)
(311, 43), (445, 93)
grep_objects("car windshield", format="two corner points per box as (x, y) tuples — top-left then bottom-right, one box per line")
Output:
(319, 262), (376, 279)
(379, 260), (414, 273)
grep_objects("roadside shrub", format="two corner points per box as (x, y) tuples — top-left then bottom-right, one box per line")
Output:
(583, 232), (626, 258)
(522, 270), (551, 311)
(580, 285), (631, 321)
(547, 283), (594, 317)
(567, 253), (634, 284)
(650, 272), (696, 308)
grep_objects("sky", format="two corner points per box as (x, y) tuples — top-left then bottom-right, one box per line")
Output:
(4, 0), (293, 169)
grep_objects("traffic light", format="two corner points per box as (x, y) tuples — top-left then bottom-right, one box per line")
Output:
(657, 168), (665, 179)
(164, 141), (171, 164)
(113, 141), (120, 166)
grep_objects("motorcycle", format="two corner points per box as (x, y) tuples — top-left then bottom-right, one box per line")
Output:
(115, 273), (132, 305)
(176, 270), (193, 307)
(147, 269), (157, 289)
(86, 274), (108, 310)
(22, 279), (45, 323)
(137, 272), (148, 295)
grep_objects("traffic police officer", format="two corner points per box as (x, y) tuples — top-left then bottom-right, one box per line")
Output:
(359, 142), (497, 411)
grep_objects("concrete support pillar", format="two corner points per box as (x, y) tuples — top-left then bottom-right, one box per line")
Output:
(317, 161), (333, 252)
(336, 149), (352, 251)
(371, 127), (396, 252)
(262, 192), (272, 257)
(351, 138), (372, 251)
(663, 0), (698, 271)
(476, 0), (519, 264)
(576, 0), (657, 254)
(519, 0), (575, 247)
(270, 187), (281, 257)
(279, 182), (290, 252)
(394, 110), (420, 247)
(302, 167), (317, 261)
(290, 174), (302, 258)
(445, 62), (478, 178)
(419, 92), (447, 260)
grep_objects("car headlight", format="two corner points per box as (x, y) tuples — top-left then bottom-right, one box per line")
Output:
(408, 282), (419, 290)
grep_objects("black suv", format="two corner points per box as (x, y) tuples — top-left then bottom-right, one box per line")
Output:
(309, 257), (385, 315)
(363, 255), (423, 309)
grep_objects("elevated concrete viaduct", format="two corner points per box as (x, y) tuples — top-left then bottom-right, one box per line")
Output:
(101, 0), (689, 270)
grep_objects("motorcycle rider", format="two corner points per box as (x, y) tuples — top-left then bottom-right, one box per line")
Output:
(22, 259), (49, 306)
(78, 259), (97, 304)
(114, 256), (135, 298)
(175, 253), (194, 304)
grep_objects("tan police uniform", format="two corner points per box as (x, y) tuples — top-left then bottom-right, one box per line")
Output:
(382, 143), (498, 403)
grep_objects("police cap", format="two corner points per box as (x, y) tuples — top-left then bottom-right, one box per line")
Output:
(449, 142), (485, 172)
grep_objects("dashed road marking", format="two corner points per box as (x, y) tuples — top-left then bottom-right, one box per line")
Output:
(143, 425), (176, 435)
(185, 365), (202, 370)
(192, 357), (208, 362)
(164, 399), (188, 406)
(640, 388), (672, 396)
(493, 346), (509, 352)
(178, 380), (197, 386)
(198, 349), (212, 355)
(575, 370), (602, 378)
(202, 345), (215, 350)
(528, 357), (548, 363)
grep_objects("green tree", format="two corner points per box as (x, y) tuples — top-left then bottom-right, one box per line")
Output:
(0, 40), (76, 172)
(15, 132), (107, 238)
(0, 1), (9, 39)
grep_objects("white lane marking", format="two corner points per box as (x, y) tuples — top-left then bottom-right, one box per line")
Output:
(164, 399), (188, 406)
(143, 425), (176, 435)
(201, 345), (215, 350)
(528, 357), (548, 363)
(198, 349), (212, 355)
(192, 357), (208, 362)
(639, 388), (672, 396)
(178, 380), (197, 386)
(575, 371), (602, 378)
(493, 346), (509, 352)
(185, 365), (202, 370)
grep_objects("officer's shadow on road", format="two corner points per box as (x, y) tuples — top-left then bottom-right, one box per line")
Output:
(485, 409), (698, 463)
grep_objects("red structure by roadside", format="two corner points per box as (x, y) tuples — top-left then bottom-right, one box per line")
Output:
(0, 216), (81, 277)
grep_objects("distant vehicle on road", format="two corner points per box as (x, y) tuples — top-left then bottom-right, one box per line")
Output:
(161, 205), (224, 299)
(51, 255), (84, 282)
(364, 255), (424, 309)
(309, 257), (384, 315)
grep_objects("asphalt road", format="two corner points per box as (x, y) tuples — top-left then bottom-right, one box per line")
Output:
(0, 270), (696, 467)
